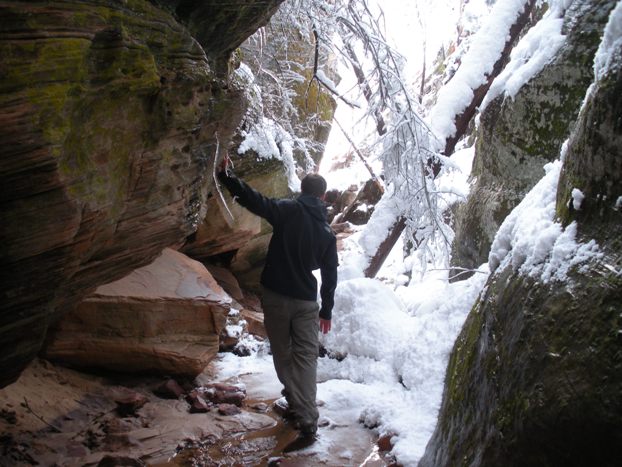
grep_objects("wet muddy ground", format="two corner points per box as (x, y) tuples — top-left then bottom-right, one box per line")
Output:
(0, 357), (394, 466)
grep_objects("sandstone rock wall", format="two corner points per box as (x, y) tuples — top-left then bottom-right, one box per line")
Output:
(0, 0), (283, 388)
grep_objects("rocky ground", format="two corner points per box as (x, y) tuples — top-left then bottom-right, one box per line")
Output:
(0, 355), (393, 466)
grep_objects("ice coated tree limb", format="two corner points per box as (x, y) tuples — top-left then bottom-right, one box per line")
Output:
(442, 0), (537, 156)
(364, 216), (407, 278)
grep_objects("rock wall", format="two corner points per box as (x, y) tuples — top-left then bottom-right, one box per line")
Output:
(0, 0), (283, 389)
(450, 0), (615, 274)
(420, 9), (622, 466)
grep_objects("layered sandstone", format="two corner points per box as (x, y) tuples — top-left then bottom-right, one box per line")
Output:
(0, 0), (283, 388)
(44, 249), (229, 376)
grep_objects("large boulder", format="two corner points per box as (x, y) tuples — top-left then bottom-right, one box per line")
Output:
(420, 12), (622, 466)
(450, 0), (616, 275)
(0, 0), (283, 388)
(44, 248), (229, 376)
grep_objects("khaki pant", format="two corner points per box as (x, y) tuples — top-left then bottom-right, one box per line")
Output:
(261, 287), (320, 432)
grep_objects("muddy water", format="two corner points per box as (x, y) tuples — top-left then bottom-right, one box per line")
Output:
(157, 398), (391, 466)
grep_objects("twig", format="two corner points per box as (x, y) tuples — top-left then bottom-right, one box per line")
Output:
(427, 267), (489, 282)
(212, 132), (235, 222)
(22, 397), (61, 433)
(334, 117), (383, 188)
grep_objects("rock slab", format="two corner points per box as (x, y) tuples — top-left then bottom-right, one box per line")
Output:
(44, 249), (229, 377)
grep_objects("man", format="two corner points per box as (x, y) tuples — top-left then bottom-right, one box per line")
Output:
(218, 156), (338, 451)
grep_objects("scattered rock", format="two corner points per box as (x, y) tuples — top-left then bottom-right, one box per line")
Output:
(204, 383), (246, 406)
(154, 379), (186, 399)
(217, 403), (241, 416)
(251, 402), (268, 413)
(377, 433), (394, 452)
(114, 391), (148, 417)
(186, 390), (211, 414)
(220, 329), (240, 352)
(272, 397), (291, 419)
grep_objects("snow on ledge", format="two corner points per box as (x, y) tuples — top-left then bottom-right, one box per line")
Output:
(488, 160), (602, 283)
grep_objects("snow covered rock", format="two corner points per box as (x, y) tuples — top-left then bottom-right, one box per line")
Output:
(44, 249), (229, 377)
(451, 0), (616, 276)
(421, 6), (622, 464)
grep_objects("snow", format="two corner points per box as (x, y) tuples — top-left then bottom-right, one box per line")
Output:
(429, 0), (533, 141)
(238, 116), (301, 192)
(594, 0), (622, 80)
(488, 160), (602, 283)
(317, 266), (490, 465)
(481, 3), (567, 110)
(571, 188), (585, 210)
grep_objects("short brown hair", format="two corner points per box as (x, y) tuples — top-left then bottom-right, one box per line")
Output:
(301, 173), (327, 198)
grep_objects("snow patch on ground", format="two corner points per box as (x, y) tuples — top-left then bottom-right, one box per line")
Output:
(317, 267), (489, 465)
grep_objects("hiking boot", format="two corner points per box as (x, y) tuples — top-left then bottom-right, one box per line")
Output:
(272, 397), (295, 420)
(283, 432), (317, 452)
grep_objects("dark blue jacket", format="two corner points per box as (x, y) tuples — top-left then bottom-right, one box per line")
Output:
(218, 171), (338, 320)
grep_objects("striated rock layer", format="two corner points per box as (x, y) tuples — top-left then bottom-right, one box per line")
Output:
(44, 248), (230, 376)
(420, 15), (622, 467)
(0, 0), (283, 388)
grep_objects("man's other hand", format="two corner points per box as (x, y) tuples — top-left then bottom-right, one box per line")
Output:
(319, 318), (331, 334)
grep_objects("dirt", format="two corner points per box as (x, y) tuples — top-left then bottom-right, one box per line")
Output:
(0, 359), (395, 466)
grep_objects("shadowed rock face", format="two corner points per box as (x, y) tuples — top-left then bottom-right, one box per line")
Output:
(420, 22), (622, 467)
(0, 0), (283, 388)
(450, 0), (616, 276)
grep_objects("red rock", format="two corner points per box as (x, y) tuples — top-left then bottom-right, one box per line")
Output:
(205, 383), (246, 406)
(44, 249), (229, 377)
(377, 433), (394, 452)
(241, 309), (266, 338)
(153, 379), (186, 399)
(0, 0), (285, 390)
(114, 391), (148, 417)
(187, 390), (211, 414)
(217, 403), (241, 416)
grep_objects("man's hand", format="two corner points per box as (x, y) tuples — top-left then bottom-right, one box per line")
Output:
(319, 318), (331, 334)
(219, 153), (231, 174)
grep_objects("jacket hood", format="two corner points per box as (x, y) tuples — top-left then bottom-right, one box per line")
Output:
(297, 194), (328, 222)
